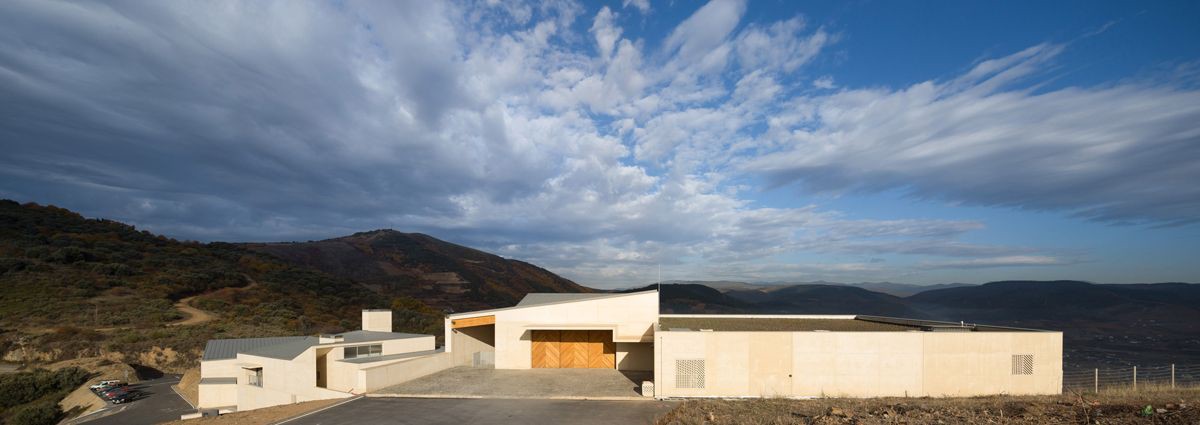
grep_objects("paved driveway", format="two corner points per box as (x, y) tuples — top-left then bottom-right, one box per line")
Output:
(376, 367), (651, 399)
(72, 375), (193, 425)
(284, 397), (676, 425)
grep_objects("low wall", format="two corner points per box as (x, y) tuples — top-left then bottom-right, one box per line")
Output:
(198, 382), (237, 408)
(656, 330), (1063, 398)
(359, 352), (455, 393)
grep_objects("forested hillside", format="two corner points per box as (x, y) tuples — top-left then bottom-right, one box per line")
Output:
(0, 200), (439, 371)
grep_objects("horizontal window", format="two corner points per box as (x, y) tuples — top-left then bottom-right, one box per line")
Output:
(344, 344), (383, 359)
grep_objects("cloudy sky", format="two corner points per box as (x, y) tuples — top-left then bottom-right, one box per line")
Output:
(2, 0), (1199, 288)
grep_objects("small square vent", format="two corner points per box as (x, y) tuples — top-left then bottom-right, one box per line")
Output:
(1012, 354), (1033, 375)
(676, 359), (706, 389)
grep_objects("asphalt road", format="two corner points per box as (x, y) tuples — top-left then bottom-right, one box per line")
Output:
(286, 397), (677, 425)
(77, 374), (193, 425)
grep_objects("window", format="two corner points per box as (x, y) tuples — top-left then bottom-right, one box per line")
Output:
(343, 344), (383, 359)
(1012, 354), (1033, 375)
(247, 368), (263, 387)
(675, 359), (705, 389)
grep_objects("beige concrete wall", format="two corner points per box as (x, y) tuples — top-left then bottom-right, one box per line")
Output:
(616, 342), (653, 371)
(362, 310), (392, 332)
(656, 329), (1062, 398)
(197, 383), (237, 408)
(324, 336), (437, 393)
(449, 325), (495, 366)
(483, 291), (659, 369)
(234, 351), (350, 411)
(200, 359), (240, 379)
(359, 352), (454, 392)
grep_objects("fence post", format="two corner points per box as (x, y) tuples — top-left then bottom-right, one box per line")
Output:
(1171, 364), (1175, 389)
(1094, 368), (1098, 393)
(1133, 366), (1137, 391)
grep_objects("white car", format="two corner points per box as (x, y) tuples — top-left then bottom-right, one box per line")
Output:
(89, 380), (123, 390)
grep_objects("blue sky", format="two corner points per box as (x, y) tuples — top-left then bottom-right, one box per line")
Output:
(1, 0), (1198, 288)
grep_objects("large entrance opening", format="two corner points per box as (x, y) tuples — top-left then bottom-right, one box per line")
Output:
(531, 329), (615, 368)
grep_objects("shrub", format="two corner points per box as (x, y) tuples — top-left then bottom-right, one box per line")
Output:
(8, 400), (63, 425)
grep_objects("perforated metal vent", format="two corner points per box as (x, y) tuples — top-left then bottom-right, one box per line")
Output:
(1012, 354), (1033, 375)
(676, 359), (706, 389)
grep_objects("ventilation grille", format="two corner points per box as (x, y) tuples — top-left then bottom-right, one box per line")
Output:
(1012, 354), (1033, 375)
(675, 359), (706, 389)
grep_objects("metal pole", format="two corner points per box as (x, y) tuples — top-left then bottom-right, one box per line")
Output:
(1133, 366), (1137, 391)
(1094, 368), (1098, 393)
(1171, 364), (1175, 389)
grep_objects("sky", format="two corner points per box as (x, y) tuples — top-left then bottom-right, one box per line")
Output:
(1, 0), (1198, 289)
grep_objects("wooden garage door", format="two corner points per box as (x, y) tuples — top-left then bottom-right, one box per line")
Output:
(531, 330), (615, 368)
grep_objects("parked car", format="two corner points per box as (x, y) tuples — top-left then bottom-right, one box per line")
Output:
(108, 391), (135, 404)
(103, 388), (131, 399)
(89, 380), (123, 390)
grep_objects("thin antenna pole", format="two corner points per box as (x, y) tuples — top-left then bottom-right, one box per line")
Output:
(657, 263), (661, 292)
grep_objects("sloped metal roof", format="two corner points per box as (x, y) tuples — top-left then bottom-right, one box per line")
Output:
(516, 293), (617, 306)
(202, 336), (310, 361)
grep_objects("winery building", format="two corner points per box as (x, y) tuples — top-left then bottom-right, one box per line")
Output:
(197, 289), (1062, 413)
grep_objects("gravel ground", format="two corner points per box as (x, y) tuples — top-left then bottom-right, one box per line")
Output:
(657, 389), (1200, 424)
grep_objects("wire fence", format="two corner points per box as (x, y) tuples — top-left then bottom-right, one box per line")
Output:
(1063, 364), (1200, 393)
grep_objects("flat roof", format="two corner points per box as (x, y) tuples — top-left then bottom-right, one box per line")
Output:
(659, 315), (1050, 332)
(659, 317), (916, 332)
(339, 348), (443, 364)
(204, 331), (432, 361)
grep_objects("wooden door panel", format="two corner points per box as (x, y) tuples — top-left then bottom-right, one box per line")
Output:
(531, 330), (560, 368)
(560, 330), (589, 368)
(587, 330), (616, 368)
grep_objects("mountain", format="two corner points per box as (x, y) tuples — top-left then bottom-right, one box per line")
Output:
(845, 282), (973, 297)
(623, 283), (747, 313)
(0, 200), (396, 371)
(673, 279), (973, 297)
(243, 230), (592, 312)
(729, 284), (930, 317)
(0, 200), (590, 372)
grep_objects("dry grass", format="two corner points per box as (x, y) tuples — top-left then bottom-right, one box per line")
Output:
(175, 367), (200, 407)
(160, 398), (346, 425)
(657, 389), (1200, 424)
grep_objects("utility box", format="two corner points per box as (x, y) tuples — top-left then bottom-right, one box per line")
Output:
(641, 381), (655, 397)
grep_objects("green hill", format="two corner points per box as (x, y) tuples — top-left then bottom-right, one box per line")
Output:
(0, 200), (429, 371)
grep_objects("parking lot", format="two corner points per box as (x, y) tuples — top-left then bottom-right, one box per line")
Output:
(286, 397), (676, 425)
(71, 375), (193, 425)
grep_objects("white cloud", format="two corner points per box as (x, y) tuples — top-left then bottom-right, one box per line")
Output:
(813, 76), (836, 89)
(622, 0), (650, 14)
(4, 0), (1184, 289)
(745, 44), (1200, 226)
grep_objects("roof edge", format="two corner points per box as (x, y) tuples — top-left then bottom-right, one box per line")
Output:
(447, 289), (658, 318)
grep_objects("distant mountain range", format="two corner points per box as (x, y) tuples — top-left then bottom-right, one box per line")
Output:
(667, 279), (974, 297)
(644, 280), (1200, 368)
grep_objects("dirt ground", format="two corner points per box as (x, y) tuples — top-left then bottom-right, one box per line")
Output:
(51, 357), (140, 417)
(175, 367), (200, 407)
(657, 389), (1199, 424)
(160, 398), (346, 425)
(170, 296), (217, 326)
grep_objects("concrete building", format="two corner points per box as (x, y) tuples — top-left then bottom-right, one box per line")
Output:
(444, 290), (1062, 398)
(199, 289), (1061, 413)
(197, 310), (443, 412)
